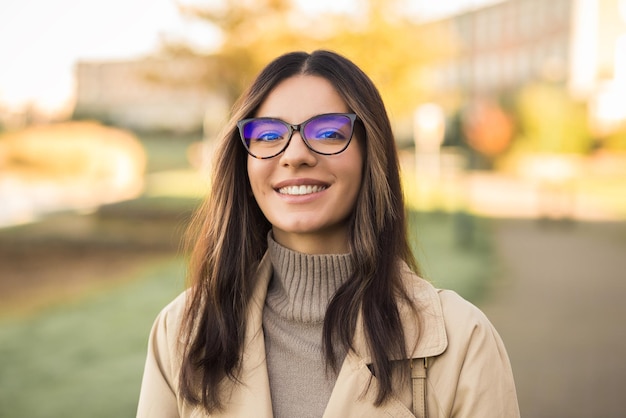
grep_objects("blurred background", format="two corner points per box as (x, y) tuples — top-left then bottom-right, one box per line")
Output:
(1, 0), (625, 416)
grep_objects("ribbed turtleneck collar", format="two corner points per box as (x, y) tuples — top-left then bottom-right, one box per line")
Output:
(266, 234), (353, 323)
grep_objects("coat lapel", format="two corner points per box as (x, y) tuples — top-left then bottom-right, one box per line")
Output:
(323, 352), (417, 418)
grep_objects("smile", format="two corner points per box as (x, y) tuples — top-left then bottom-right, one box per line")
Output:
(277, 185), (328, 195)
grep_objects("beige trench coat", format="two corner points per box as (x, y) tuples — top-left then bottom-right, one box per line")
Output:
(137, 253), (520, 417)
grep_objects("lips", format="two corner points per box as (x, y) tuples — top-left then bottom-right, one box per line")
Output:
(277, 185), (328, 195)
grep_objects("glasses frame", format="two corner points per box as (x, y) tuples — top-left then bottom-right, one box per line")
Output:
(237, 113), (359, 159)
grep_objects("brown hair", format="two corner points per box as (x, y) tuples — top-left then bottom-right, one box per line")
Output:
(179, 50), (419, 411)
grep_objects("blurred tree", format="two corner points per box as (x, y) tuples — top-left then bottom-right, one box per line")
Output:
(165, 0), (451, 121)
(321, 0), (452, 121)
(513, 82), (592, 154)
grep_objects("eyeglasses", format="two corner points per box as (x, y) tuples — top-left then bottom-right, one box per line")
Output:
(237, 113), (358, 159)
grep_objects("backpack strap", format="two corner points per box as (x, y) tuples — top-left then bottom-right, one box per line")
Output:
(411, 357), (428, 418)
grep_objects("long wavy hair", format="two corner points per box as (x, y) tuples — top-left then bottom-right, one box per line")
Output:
(179, 50), (419, 411)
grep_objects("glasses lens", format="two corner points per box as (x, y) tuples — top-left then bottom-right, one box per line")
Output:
(303, 114), (354, 154)
(242, 119), (290, 158)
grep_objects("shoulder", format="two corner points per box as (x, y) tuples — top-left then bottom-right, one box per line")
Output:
(162, 290), (189, 317)
(137, 290), (191, 416)
(400, 263), (497, 340)
(437, 289), (494, 334)
(399, 267), (520, 416)
(432, 288), (513, 376)
(399, 265), (505, 357)
(157, 290), (188, 323)
(430, 291), (520, 416)
(149, 290), (190, 349)
(433, 287), (505, 357)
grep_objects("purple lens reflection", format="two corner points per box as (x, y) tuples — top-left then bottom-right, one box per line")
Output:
(303, 114), (352, 142)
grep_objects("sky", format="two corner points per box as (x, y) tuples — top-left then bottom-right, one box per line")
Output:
(0, 0), (496, 115)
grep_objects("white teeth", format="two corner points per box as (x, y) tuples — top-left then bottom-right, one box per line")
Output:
(278, 185), (327, 195)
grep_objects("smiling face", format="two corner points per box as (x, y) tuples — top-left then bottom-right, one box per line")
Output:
(247, 75), (364, 254)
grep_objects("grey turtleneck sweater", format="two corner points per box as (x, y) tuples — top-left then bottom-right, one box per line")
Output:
(263, 235), (353, 418)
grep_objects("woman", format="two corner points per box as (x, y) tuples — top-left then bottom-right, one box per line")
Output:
(137, 50), (519, 417)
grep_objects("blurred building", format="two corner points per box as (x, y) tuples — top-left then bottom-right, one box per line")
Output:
(422, 0), (626, 109)
(74, 56), (227, 134)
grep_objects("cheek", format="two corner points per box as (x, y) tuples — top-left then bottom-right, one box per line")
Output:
(247, 159), (269, 199)
(347, 143), (365, 192)
(336, 154), (364, 213)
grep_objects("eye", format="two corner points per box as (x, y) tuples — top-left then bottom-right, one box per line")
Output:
(254, 130), (283, 142)
(245, 120), (288, 143)
(315, 128), (346, 140)
(304, 115), (353, 141)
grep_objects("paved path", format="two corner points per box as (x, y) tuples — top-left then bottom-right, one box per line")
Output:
(479, 219), (626, 418)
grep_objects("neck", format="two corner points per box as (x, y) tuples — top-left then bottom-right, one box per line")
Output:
(272, 227), (350, 254)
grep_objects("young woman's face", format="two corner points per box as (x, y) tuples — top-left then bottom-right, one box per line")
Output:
(247, 75), (364, 254)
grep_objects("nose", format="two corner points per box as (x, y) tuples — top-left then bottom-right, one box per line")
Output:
(279, 131), (317, 167)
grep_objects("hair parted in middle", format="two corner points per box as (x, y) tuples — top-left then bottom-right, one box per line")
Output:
(179, 49), (420, 412)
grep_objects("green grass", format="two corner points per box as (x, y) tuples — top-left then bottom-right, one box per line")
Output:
(0, 211), (493, 418)
(0, 258), (185, 418)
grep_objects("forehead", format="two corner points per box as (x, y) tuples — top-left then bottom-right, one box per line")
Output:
(255, 75), (350, 122)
